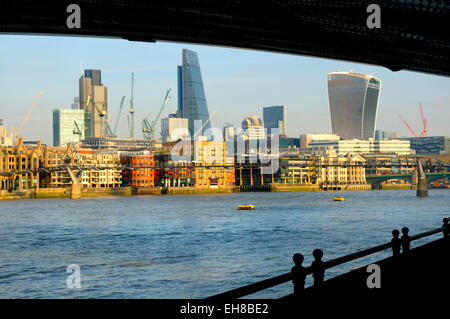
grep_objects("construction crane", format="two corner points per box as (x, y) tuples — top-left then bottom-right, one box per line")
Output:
(129, 72), (135, 139)
(73, 121), (82, 136)
(142, 89), (171, 139)
(112, 96), (126, 138)
(83, 95), (92, 138)
(399, 102), (428, 137)
(398, 114), (417, 137)
(92, 101), (108, 137)
(193, 106), (221, 139)
(419, 102), (427, 137)
(14, 91), (44, 137)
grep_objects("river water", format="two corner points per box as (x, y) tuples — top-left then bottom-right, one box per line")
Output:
(0, 189), (449, 298)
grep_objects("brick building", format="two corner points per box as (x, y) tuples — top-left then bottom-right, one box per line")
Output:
(120, 150), (155, 187)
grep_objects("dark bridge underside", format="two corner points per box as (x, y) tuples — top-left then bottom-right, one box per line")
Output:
(1, 1), (449, 76)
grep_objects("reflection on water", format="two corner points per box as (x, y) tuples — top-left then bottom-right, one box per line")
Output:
(0, 190), (449, 298)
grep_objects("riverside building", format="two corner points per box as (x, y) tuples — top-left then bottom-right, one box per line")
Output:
(309, 139), (411, 156)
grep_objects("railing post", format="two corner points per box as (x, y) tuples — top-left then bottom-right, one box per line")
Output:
(312, 249), (325, 288)
(391, 229), (401, 257)
(443, 218), (449, 240)
(401, 227), (411, 254)
(291, 253), (306, 294)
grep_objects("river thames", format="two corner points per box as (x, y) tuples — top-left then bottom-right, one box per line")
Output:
(0, 189), (449, 298)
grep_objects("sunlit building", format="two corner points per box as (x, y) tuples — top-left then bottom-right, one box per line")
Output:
(161, 117), (189, 142)
(52, 109), (85, 147)
(178, 49), (211, 137)
(241, 115), (265, 140)
(79, 69), (108, 138)
(327, 71), (381, 139)
(263, 105), (287, 136)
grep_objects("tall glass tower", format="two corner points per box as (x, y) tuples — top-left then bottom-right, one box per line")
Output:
(327, 71), (381, 139)
(263, 105), (287, 136)
(178, 49), (211, 137)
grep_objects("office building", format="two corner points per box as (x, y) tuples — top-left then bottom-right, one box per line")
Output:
(375, 130), (397, 140)
(327, 71), (382, 139)
(263, 105), (287, 136)
(79, 69), (108, 138)
(299, 133), (340, 148)
(84, 69), (102, 86)
(0, 118), (14, 146)
(223, 124), (236, 141)
(373, 139), (411, 155)
(402, 136), (450, 154)
(161, 117), (189, 142)
(52, 109), (85, 147)
(177, 49), (211, 137)
(309, 139), (411, 155)
(71, 97), (79, 110)
(241, 115), (265, 140)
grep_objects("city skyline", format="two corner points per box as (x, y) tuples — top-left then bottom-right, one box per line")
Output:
(1, 35), (450, 145)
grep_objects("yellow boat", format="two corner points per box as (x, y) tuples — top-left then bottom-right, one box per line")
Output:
(334, 197), (345, 201)
(238, 204), (254, 210)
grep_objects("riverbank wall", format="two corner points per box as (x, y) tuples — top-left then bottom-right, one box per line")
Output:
(0, 183), (439, 201)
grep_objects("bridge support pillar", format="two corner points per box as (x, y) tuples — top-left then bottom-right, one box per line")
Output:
(416, 160), (428, 197)
(67, 168), (83, 200)
(70, 183), (82, 199)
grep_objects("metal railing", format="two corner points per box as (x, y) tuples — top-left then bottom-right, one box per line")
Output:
(206, 223), (448, 299)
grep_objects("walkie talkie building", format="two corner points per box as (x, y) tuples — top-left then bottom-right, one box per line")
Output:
(327, 71), (381, 140)
(177, 49), (211, 138)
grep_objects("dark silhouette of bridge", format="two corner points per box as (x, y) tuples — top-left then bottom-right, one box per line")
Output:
(1, 1), (449, 76)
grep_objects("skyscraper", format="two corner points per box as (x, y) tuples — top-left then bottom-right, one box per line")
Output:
(177, 49), (211, 137)
(84, 69), (102, 86)
(263, 105), (287, 136)
(53, 109), (85, 146)
(327, 71), (381, 139)
(79, 69), (108, 138)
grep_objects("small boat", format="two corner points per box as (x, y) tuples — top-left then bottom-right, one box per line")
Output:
(333, 197), (345, 202)
(238, 204), (254, 210)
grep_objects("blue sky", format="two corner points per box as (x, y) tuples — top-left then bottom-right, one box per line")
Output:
(1, 34), (449, 145)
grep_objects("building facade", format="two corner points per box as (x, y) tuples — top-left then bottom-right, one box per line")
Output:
(120, 150), (155, 187)
(319, 154), (367, 186)
(0, 138), (44, 190)
(263, 105), (287, 136)
(0, 119), (14, 146)
(309, 139), (411, 155)
(401, 136), (450, 155)
(327, 71), (382, 139)
(299, 133), (340, 148)
(241, 115), (265, 140)
(53, 109), (85, 147)
(161, 117), (189, 142)
(193, 141), (235, 188)
(79, 69), (108, 138)
(375, 130), (397, 140)
(178, 49), (211, 137)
